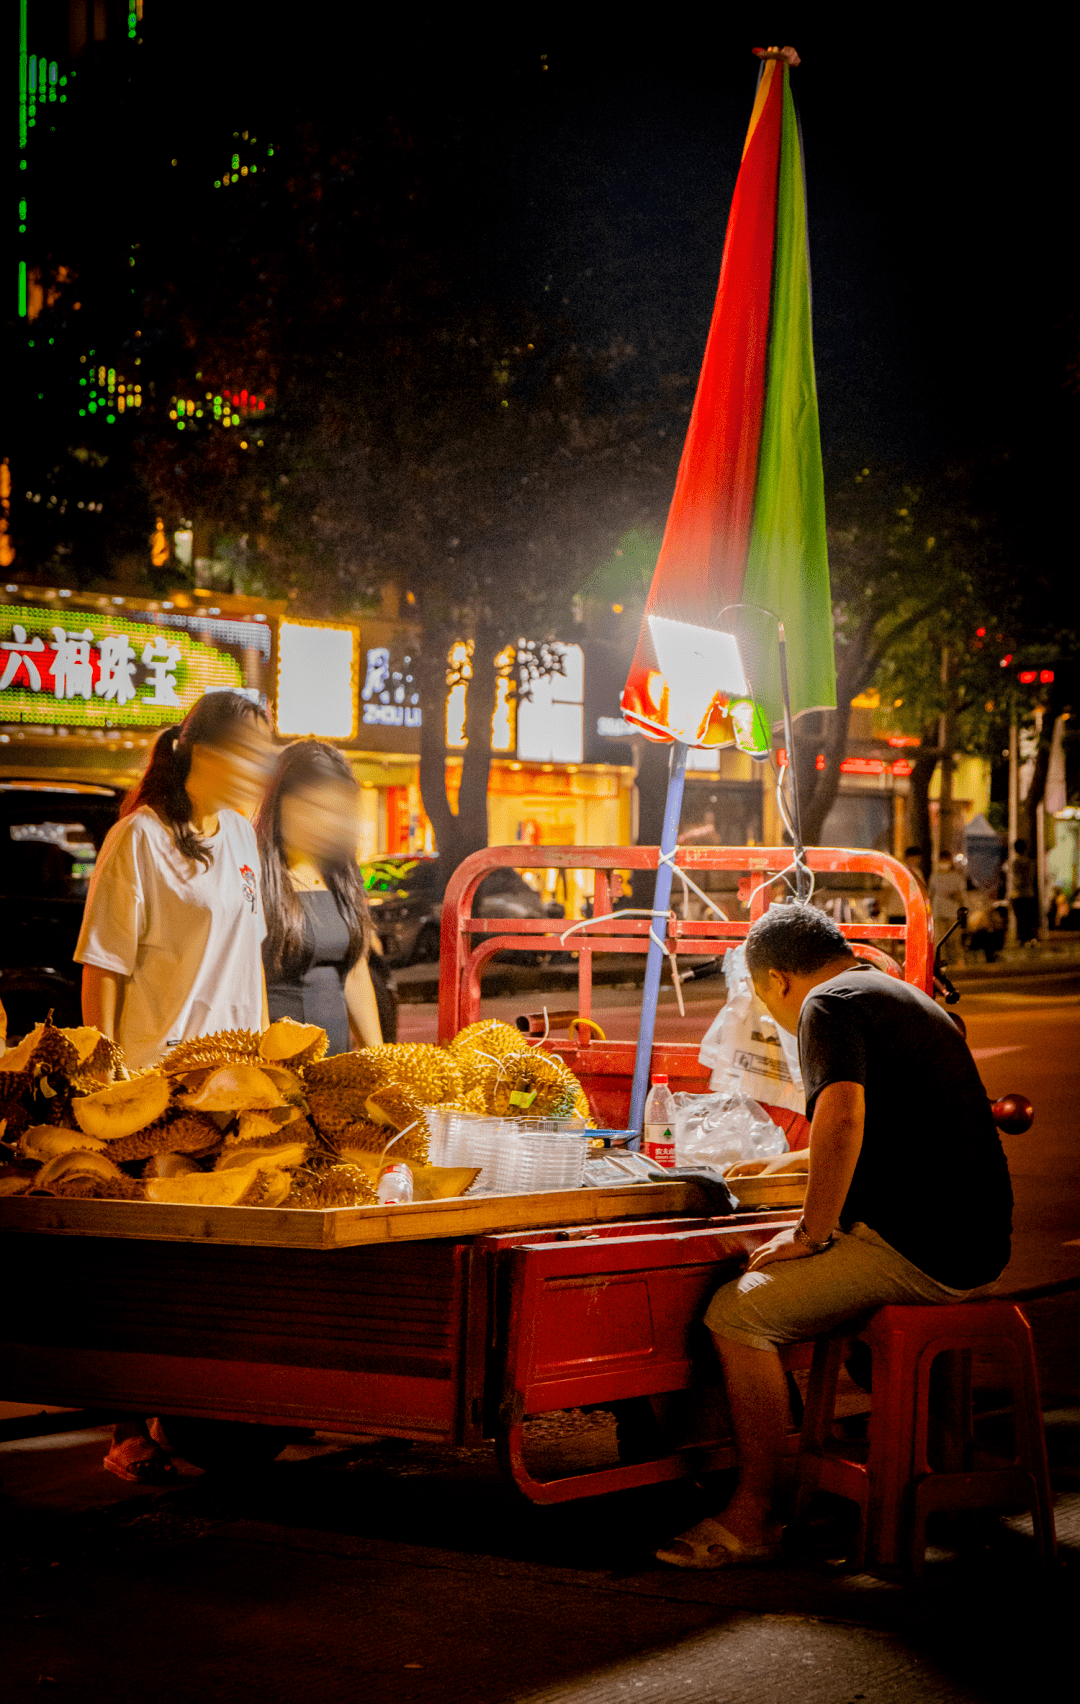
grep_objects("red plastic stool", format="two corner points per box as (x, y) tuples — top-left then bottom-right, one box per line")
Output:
(794, 1301), (1057, 1573)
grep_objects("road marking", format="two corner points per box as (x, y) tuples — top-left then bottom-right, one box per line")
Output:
(969, 1045), (1025, 1060)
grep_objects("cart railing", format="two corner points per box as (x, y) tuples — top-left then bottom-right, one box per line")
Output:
(438, 844), (932, 1045)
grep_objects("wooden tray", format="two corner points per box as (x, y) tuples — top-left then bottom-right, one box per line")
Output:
(727, 1172), (807, 1209)
(0, 1180), (709, 1250)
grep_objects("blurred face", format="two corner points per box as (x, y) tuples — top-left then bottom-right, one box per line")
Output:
(191, 719), (274, 818)
(280, 777), (360, 864)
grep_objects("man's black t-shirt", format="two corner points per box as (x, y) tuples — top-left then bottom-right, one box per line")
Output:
(798, 965), (1013, 1288)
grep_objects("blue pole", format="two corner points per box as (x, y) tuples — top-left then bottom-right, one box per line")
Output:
(628, 740), (689, 1136)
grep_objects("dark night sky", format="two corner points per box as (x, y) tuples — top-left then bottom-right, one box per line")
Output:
(153, 16), (1071, 477)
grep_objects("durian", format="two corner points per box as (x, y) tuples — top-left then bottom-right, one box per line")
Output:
(72, 1071), (171, 1141)
(449, 1019), (527, 1060)
(159, 1029), (263, 1075)
(487, 1049), (585, 1120)
(260, 1018), (328, 1069)
(214, 1139), (309, 1172)
(33, 1148), (145, 1200)
(103, 1111), (222, 1164)
(19, 1124), (106, 1163)
(285, 1163), (378, 1209)
(178, 1064), (286, 1112)
(364, 1083), (426, 1131)
(145, 1160), (282, 1207)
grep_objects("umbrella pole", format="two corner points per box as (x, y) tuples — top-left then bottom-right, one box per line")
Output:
(778, 621), (812, 901)
(628, 739), (689, 1136)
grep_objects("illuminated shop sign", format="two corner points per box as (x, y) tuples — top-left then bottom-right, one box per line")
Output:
(0, 604), (242, 727)
(361, 645), (422, 730)
(276, 618), (359, 740)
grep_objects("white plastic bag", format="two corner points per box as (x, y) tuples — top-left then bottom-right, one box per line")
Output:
(673, 1089), (788, 1170)
(697, 945), (805, 1113)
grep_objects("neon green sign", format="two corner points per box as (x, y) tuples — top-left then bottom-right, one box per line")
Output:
(0, 604), (242, 728)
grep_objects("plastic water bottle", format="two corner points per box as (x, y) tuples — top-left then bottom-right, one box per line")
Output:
(377, 1164), (414, 1205)
(643, 1074), (677, 1168)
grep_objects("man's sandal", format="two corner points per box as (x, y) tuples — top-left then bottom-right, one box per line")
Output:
(103, 1435), (177, 1484)
(655, 1518), (782, 1570)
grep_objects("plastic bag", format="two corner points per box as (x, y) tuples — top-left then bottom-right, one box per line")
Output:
(673, 1089), (788, 1170)
(697, 945), (805, 1112)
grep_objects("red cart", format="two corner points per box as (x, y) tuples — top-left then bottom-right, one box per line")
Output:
(2, 845), (931, 1501)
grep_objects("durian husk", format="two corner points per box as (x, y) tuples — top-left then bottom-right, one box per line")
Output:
(19, 1123), (106, 1163)
(0, 1163), (36, 1197)
(0, 1023), (50, 1074)
(69, 1034), (124, 1091)
(259, 1018), (328, 1069)
(409, 1163), (481, 1201)
(285, 1162), (378, 1209)
(364, 1083), (425, 1131)
(142, 1152), (202, 1179)
(487, 1050), (584, 1120)
(226, 1105), (307, 1147)
(214, 1139), (309, 1172)
(178, 1064), (286, 1113)
(449, 1019), (528, 1060)
(145, 1160), (288, 1207)
(159, 1029), (263, 1075)
(103, 1111), (222, 1164)
(32, 1147), (145, 1200)
(72, 1071), (172, 1141)
(304, 1050), (385, 1098)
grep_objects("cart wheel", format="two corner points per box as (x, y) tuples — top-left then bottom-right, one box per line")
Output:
(159, 1418), (310, 1473)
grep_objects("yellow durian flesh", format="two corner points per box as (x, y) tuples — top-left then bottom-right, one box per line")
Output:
(73, 1071), (171, 1140)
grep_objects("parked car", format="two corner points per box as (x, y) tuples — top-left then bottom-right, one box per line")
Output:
(0, 781), (124, 1038)
(362, 855), (565, 967)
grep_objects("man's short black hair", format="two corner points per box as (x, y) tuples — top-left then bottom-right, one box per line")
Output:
(744, 903), (857, 979)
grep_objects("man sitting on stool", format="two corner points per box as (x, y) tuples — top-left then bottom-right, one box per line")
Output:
(656, 905), (1013, 1570)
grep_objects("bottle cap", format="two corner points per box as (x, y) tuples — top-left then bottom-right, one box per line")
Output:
(650, 1073), (669, 1084)
(384, 1163), (411, 1174)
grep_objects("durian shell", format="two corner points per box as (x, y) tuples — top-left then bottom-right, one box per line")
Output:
(53, 1172), (147, 1201)
(179, 1065), (286, 1112)
(449, 1019), (527, 1060)
(285, 1162), (378, 1209)
(260, 1019), (328, 1069)
(214, 1139), (309, 1172)
(141, 1152), (202, 1179)
(72, 1071), (172, 1140)
(488, 1050), (581, 1120)
(0, 1024), (47, 1074)
(160, 1030), (263, 1075)
(145, 1160), (282, 1207)
(19, 1124), (106, 1163)
(364, 1083), (425, 1131)
(104, 1111), (222, 1164)
(229, 1106), (305, 1145)
(34, 1148), (128, 1189)
(57, 1026), (104, 1067)
(0, 1164), (35, 1197)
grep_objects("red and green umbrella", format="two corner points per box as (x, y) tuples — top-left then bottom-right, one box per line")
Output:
(621, 47), (836, 755)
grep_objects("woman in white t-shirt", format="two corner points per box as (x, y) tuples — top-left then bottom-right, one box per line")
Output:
(77, 690), (272, 1068)
(75, 689), (272, 1483)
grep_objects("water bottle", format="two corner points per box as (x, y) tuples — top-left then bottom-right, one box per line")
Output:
(642, 1074), (677, 1168)
(377, 1164), (414, 1205)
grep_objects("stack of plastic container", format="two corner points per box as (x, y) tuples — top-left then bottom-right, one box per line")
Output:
(492, 1118), (587, 1195)
(426, 1109), (509, 1193)
(426, 1110), (588, 1195)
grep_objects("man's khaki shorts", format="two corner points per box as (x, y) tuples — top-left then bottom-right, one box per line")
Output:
(704, 1223), (984, 1353)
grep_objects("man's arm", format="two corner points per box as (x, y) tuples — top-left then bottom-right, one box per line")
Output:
(746, 1080), (865, 1271)
(82, 965), (124, 1038)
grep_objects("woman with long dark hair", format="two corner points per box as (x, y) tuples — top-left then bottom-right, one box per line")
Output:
(77, 690), (273, 1068)
(256, 739), (382, 1053)
(75, 690), (272, 1483)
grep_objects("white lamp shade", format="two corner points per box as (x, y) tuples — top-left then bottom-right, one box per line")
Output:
(646, 615), (748, 742)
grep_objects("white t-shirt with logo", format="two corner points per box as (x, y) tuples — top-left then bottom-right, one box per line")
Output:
(75, 806), (266, 1069)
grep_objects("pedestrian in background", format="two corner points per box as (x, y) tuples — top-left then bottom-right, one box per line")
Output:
(929, 851), (966, 965)
(1011, 839), (1039, 946)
